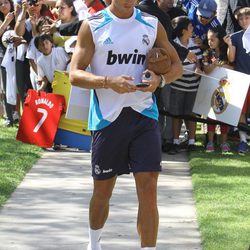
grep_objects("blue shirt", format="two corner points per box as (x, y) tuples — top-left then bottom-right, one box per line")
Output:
(182, 0), (221, 41)
(231, 30), (250, 74)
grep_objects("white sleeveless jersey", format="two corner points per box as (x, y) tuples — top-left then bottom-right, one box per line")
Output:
(87, 7), (158, 130)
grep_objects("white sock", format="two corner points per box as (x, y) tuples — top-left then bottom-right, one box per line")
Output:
(239, 131), (247, 143)
(88, 228), (103, 250)
(173, 139), (180, 145)
(141, 247), (156, 250)
(188, 139), (195, 145)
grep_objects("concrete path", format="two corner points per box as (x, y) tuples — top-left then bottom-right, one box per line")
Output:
(0, 150), (202, 250)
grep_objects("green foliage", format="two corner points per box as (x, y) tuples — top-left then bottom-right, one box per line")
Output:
(0, 120), (42, 206)
(189, 138), (250, 250)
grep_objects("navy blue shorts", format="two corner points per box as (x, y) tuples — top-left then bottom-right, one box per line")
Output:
(91, 108), (162, 180)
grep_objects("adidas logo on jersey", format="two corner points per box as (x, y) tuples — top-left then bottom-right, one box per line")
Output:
(107, 50), (146, 65)
(103, 37), (113, 45)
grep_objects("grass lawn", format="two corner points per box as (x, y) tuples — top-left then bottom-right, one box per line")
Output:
(189, 134), (250, 250)
(0, 119), (42, 207)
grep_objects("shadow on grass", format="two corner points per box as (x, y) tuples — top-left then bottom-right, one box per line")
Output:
(188, 145), (250, 177)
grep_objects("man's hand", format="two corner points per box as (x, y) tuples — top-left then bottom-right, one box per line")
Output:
(106, 75), (137, 94)
(42, 22), (57, 34)
(223, 34), (232, 46)
(193, 36), (203, 47)
(136, 70), (161, 92)
(186, 51), (197, 63)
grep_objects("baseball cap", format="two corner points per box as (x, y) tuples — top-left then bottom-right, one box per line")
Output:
(197, 0), (217, 18)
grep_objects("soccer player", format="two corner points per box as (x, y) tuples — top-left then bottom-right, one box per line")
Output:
(70, 0), (182, 249)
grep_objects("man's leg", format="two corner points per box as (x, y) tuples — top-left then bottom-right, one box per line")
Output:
(89, 176), (117, 228)
(134, 172), (159, 248)
(88, 176), (117, 250)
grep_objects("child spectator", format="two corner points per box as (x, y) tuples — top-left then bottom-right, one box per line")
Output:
(182, 0), (221, 49)
(224, 7), (250, 154)
(168, 16), (202, 154)
(34, 33), (69, 92)
(202, 26), (233, 153)
(26, 16), (69, 90)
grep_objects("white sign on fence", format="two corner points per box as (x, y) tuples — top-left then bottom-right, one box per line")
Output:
(193, 67), (250, 126)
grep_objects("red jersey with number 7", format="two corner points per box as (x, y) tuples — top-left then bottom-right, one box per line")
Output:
(16, 90), (66, 148)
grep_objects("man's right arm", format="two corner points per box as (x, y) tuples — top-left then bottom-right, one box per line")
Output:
(69, 21), (105, 89)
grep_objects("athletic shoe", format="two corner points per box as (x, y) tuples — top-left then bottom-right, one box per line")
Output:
(187, 144), (196, 152)
(12, 111), (20, 123)
(3, 119), (13, 127)
(168, 144), (179, 155)
(238, 141), (249, 154)
(162, 142), (173, 153)
(220, 142), (230, 153)
(206, 142), (214, 152)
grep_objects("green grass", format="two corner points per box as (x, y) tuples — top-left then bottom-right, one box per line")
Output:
(0, 119), (42, 207)
(189, 137), (250, 250)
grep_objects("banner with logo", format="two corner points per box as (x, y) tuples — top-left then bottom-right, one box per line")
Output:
(193, 67), (250, 126)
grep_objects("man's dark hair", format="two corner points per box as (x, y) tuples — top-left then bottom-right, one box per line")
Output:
(172, 16), (191, 38)
(34, 34), (53, 50)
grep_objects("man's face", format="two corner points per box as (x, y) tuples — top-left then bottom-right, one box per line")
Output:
(112, 0), (137, 11)
(38, 39), (53, 55)
(197, 12), (215, 26)
(28, 2), (42, 17)
(157, 0), (174, 12)
(238, 15), (250, 30)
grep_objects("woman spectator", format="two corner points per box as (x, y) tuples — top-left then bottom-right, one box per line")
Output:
(55, 0), (77, 24)
(0, 0), (16, 127)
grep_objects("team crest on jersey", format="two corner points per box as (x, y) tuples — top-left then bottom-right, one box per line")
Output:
(142, 34), (150, 46)
(211, 77), (230, 114)
(94, 165), (101, 175)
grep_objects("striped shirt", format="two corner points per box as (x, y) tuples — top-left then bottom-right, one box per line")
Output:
(171, 37), (202, 92)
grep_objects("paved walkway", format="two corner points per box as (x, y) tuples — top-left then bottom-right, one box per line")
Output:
(0, 150), (202, 250)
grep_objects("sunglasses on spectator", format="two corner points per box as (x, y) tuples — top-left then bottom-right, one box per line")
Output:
(56, 5), (67, 10)
(199, 15), (213, 20)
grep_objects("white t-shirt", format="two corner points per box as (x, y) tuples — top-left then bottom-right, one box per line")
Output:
(26, 37), (42, 63)
(37, 47), (69, 83)
(87, 8), (158, 131)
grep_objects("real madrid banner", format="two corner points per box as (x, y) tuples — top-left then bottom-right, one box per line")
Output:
(193, 67), (250, 126)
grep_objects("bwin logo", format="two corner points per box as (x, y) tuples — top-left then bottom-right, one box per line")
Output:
(107, 49), (146, 65)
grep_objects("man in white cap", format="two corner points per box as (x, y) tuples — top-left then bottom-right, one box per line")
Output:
(182, 0), (221, 48)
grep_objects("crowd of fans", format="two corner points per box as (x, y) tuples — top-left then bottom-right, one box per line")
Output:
(0, 0), (250, 154)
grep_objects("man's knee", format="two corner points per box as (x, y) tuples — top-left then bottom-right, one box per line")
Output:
(92, 177), (116, 202)
(135, 172), (159, 198)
